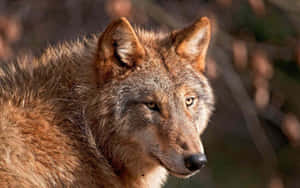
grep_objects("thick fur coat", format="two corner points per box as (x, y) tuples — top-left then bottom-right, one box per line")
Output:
(0, 17), (214, 188)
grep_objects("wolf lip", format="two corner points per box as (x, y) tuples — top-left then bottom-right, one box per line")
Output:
(165, 165), (200, 178)
(169, 169), (199, 178)
(152, 155), (197, 178)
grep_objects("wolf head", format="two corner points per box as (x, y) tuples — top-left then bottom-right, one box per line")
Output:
(88, 17), (214, 181)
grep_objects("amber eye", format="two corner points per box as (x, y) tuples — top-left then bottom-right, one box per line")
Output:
(146, 102), (159, 111)
(185, 97), (195, 107)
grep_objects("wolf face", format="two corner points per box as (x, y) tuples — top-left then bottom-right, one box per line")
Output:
(116, 66), (214, 178)
(91, 17), (214, 183)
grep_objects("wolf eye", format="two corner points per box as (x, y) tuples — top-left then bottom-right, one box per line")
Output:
(145, 102), (159, 111)
(185, 97), (195, 107)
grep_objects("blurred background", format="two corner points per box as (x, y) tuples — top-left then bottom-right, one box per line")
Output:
(0, 0), (299, 187)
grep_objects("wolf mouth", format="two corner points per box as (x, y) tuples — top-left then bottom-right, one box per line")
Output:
(151, 154), (196, 178)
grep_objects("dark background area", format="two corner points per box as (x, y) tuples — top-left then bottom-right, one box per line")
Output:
(0, 0), (300, 187)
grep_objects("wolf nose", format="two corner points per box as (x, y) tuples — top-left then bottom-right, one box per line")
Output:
(184, 153), (207, 171)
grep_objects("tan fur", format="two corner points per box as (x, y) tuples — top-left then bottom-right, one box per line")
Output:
(0, 17), (214, 188)
(174, 17), (211, 72)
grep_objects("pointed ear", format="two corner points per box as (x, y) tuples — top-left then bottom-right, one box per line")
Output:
(95, 17), (145, 84)
(173, 17), (211, 72)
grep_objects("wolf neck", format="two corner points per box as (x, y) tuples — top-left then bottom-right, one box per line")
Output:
(121, 165), (168, 188)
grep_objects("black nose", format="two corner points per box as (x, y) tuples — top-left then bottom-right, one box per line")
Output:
(184, 153), (207, 171)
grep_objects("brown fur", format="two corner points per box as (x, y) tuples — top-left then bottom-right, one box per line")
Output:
(0, 17), (214, 188)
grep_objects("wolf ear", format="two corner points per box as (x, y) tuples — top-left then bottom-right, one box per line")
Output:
(173, 17), (211, 72)
(95, 17), (145, 84)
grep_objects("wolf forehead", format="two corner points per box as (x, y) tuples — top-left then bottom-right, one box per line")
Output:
(124, 65), (205, 92)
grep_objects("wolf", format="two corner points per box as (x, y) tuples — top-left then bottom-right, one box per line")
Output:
(0, 17), (214, 188)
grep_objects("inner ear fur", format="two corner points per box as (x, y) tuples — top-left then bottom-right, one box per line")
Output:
(95, 17), (145, 85)
(173, 17), (211, 72)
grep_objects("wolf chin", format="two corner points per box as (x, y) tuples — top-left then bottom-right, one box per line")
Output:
(0, 17), (214, 188)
